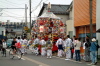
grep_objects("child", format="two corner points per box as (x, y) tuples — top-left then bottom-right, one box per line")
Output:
(2, 39), (7, 57)
(47, 45), (52, 58)
(40, 38), (46, 56)
(46, 38), (52, 58)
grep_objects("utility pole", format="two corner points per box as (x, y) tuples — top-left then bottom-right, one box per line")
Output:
(29, 0), (31, 34)
(89, 0), (93, 40)
(25, 4), (27, 26)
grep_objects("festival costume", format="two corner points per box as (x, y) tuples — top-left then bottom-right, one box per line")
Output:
(46, 40), (52, 58)
(56, 38), (64, 57)
(20, 39), (28, 54)
(65, 38), (72, 60)
(33, 38), (40, 55)
(40, 39), (46, 56)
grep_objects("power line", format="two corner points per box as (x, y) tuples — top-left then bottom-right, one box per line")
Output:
(31, 0), (43, 13)
(2, 13), (22, 20)
(3, 10), (24, 16)
(0, 8), (25, 9)
(31, 0), (48, 14)
(5, 0), (28, 5)
(0, 16), (37, 18)
(0, 0), (22, 8)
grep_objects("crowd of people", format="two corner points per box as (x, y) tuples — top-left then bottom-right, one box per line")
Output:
(0, 35), (99, 65)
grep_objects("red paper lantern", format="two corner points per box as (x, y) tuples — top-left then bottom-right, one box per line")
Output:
(60, 21), (64, 26)
(39, 20), (44, 25)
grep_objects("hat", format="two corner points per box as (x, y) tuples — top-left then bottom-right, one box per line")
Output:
(92, 38), (96, 42)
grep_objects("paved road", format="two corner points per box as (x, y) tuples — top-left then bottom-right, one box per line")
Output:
(0, 49), (99, 66)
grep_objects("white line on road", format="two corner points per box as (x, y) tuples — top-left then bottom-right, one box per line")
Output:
(23, 56), (50, 66)
(39, 65), (42, 66)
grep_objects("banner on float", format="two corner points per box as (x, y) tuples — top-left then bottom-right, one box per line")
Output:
(39, 26), (44, 32)
(60, 27), (64, 33)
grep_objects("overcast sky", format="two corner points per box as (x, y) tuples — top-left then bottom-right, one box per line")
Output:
(0, 0), (72, 22)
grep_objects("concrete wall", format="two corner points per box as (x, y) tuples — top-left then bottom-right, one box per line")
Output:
(56, 14), (68, 24)
(72, 0), (75, 36)
(96, 0), (100, 56)
(65, 1), (75, 37)
(66, 20), (73, 35)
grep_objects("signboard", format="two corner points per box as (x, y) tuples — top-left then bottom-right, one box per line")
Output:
(24, 26), (28, 31)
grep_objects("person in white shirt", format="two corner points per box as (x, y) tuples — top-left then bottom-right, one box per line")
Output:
(74, 38), (81, 61)
(2, 39), (7, 57)
(83, 40), (86, 60)
(56, 36), (64, 57)
(17, 37), (21, 43)
(20, 37), (28, 54)
(34, 36), (40, 45)
(33, 36), (40, 55)
(23, 37), (28, 54)
(65, 35), (72, 60)
(39, 38), (46, 56)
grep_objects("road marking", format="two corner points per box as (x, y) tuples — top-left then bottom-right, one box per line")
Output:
(39, 65), (42, 66)
(23, 56), (50, 66)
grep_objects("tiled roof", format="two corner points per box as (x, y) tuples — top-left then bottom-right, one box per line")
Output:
(38, 3), (69, 16)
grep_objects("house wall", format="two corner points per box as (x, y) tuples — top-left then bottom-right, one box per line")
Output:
(74, 0), (96, 39)
(56, 14), (68, 24)
(66, 2), (75, 37)
(96, 0), (100, 56)
(66, 20), (73, 38)
(74, 0), (96, 27)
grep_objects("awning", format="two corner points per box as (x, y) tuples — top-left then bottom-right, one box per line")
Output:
(96, 28), (100, 33)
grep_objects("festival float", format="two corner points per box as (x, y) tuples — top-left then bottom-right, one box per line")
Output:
(31, 3), (66, 52)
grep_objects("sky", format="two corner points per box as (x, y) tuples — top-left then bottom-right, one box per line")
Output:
(0, 0), (72, 22)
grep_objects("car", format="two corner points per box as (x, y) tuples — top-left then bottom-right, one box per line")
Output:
(6, 39), (13, 48)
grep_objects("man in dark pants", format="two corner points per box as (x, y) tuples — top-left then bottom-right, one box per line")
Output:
(84, 35), (91, 62)
(71, 36), (76, 59)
